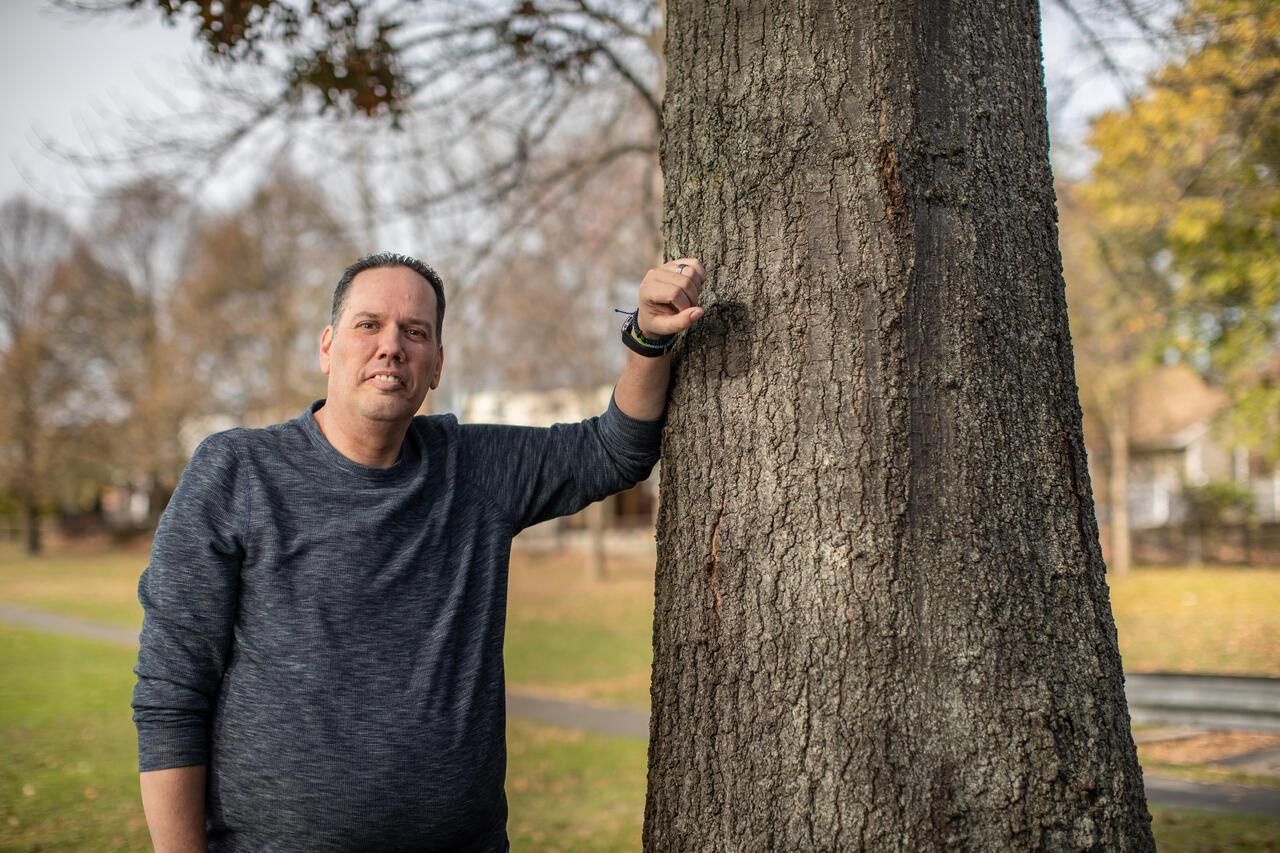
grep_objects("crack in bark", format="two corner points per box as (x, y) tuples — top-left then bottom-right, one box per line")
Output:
(703, 494), (726, 616)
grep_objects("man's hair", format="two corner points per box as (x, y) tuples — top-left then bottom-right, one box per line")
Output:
(331, 252), (446, 338)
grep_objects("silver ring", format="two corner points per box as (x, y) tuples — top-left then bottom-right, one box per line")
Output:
(676, 263), (688, 274)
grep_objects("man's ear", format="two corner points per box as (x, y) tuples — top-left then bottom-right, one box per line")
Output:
(319, 326), (334, 375)
(430, 345), (444, 390)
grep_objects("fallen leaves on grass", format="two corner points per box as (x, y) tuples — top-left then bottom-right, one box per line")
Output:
(1140, 732), (1280, 766)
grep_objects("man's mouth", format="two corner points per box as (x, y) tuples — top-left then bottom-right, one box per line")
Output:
(367, 372), (406, 390)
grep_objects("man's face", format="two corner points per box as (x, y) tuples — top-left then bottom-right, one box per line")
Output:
(319, 266), (444, 427)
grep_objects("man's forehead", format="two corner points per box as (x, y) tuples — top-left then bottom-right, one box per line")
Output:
(346, 266), (438, 310)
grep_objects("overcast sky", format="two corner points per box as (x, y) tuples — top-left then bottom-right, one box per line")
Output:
(1, 1), (197, 208)
(1, 1), (1152, 215)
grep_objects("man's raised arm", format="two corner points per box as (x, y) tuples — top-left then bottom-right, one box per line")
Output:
(613, 257), (705, 421)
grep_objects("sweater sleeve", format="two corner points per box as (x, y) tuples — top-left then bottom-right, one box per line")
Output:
(132, 432), (249, 772)
(461, 392), (664, 532)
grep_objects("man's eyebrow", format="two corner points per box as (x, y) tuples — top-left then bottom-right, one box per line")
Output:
(350, 310), (432, 329)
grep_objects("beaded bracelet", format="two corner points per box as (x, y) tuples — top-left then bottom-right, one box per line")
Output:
(617, 309), (675, 357)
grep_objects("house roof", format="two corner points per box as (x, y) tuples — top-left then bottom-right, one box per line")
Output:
(1129, 365), (1228, 450)
(459, 384), (613, 428)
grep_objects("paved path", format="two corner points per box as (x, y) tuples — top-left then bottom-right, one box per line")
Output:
(3, 603), (1278, 818)
(0, 602), (139, 646)
(1143, 775), (1280, 818)
(507, 692), (649, 738)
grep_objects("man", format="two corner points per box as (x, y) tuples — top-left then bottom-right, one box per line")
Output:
(133, 252), (705, 852)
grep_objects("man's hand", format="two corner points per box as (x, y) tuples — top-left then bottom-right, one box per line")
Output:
(637, 258), (706, 338)
(614, 258), (706, 421)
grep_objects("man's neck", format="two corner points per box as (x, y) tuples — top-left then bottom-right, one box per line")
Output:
(313, 405), (409, 468)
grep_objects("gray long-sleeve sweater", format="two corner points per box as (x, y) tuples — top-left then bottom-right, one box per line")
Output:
(132, 397), (662, 852)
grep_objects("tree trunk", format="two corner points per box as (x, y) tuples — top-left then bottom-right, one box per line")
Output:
(586, 496), (609, 582)
(22, 497), (41, 556)
(647, 2), (1153, 850)
(1108, 408), (1132, 575)
(17, 379), (42, 557)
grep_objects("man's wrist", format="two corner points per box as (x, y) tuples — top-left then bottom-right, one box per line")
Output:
(635, 318), (673, 346)
(620, 309), (675, 357)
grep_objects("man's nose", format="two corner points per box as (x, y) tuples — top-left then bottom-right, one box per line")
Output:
(375, 326), (405, 361)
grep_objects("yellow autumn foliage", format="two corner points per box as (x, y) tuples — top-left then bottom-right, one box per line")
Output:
(1081, 0), (1279, 458)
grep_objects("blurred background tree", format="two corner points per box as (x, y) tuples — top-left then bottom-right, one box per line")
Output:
(173, 164), (356, 424)
(0, 0), (1266, 565)
(89, 179), (199, 525)
(1082, 0), (1278, 459)
(0, 165), (361, 543)
(57, 0), (665, 240)
(54, 1), (671, 422)
(1060, 181), (1169, 573)
(0, 199), (75, 554)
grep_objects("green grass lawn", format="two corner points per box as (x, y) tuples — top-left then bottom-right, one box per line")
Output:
(0, 546), (146, 630)
(0, 544), (658, 707)
(0, 625), (646, 851)
(6, 545), (1277, 705)
(2, 545), (1279, 850)
(1151, 806), (1280, 852)
(506, 722), (646, 851)
(1110, 566), (1280, 676)
(505, 552), (655, 707)
(1140, 759), (1280, 791)
(2, 622), (1275, 852)
(1, 625), (149, 851)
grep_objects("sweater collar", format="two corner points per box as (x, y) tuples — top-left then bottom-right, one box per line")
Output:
(299, 400), (423, 483)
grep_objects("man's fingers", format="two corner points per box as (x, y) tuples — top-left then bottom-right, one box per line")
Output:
(636, 258), (706, 337)
(665, 266), (706, 298)
(645, 281), (695, 313)
(643, 306), (704, 337)
(675, 305), (704, 329)
(670, 257), (706, 284)
(653, 271), (700, 308)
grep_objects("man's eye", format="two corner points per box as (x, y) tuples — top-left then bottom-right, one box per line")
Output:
(407, 328), (427, 339)
(358, 321), (376, 330)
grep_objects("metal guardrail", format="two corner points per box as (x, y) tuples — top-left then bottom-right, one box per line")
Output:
(1126, 673), (1280, 734)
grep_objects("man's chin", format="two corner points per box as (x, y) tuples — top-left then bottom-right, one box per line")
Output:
(358, 395), (424, 422)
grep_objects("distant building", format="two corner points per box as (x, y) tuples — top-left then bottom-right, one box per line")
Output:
(1086, 365), (1280, 565)
(458, 385), (659, 531)
(459, 385), (613, 429)
(1110, 366), (1279, 528)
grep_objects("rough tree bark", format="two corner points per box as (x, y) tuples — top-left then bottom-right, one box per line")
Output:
(646, 1), (1154, 850)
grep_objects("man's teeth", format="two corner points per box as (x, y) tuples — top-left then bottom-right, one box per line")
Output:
(372, 374), (402, 385)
